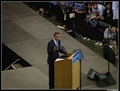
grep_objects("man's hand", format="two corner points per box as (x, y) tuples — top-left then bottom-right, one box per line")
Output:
(65, 52), (73, 56)
(53, 46), (59, 51)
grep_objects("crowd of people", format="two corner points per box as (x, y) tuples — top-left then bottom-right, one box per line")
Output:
(47, 1), (118, 47)
(26, 1), (118, 65)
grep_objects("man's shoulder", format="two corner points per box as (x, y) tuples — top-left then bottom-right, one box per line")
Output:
(48, 39), (54, 44)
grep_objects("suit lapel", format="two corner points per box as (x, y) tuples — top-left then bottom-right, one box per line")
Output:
(52, 39), (56, 47)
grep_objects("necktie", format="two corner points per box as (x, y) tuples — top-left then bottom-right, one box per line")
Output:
(56, 41), (58, 47)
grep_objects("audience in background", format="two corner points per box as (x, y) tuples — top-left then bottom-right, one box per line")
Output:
(35, 1), (118, 47)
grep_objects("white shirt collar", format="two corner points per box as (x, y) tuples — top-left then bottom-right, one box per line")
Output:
(109, 45), (113, 49)
(53, 38), (57, 44)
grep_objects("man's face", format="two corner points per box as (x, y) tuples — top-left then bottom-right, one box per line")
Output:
(109, 39), (113, 45)
(54, 34), (60, 41)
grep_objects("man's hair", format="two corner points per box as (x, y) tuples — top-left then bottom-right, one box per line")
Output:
(54, 32), (60, 36)
(106, 38), (113, 45)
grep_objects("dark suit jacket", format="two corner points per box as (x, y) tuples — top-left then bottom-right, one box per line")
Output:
(103, 45), (116, 65)
(47, 39), (66, 65)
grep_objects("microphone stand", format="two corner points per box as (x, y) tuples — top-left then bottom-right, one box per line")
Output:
(107, 61), (110, 77)
(105, 60), (116, 85)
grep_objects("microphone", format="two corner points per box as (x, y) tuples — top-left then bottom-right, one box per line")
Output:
(59, 45), (67, 54)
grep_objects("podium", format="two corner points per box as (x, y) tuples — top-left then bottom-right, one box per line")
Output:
(54, 50), (81, 89)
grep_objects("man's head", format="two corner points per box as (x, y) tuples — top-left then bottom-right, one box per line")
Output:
(110, 27), (116, 33)
(107, 39), (113, 45)
(54, 32), (60, 41)
(39, 8), (44, 12)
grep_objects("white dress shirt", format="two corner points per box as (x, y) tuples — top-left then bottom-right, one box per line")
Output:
(109, 45), (113, 50)
(92, 3), (105, 16)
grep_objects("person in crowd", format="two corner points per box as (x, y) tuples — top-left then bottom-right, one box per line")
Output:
(86, 2), (93, 17)
(74, 2), (86, 38)
(47, 32), (67, 89)
(65, 2), (75, 33)
(103, 39), (117, 65)
(92, 2), (105, 18)
(102, 2), (113, 25)
(103, 26), (118, 55)
(104, 26), (118, 45)
(91, 2), (105, 46)
(50, 1), (65, 25)
(112, 1), (118, 28)
(37, 8), (47, 18)
(84, 2), (94, 41)
(37, 7), (53, 18)
(54, 2), (68, 29)
(112, 1), (118, 20)
(57, 1), (66, 25)
(50, 1), (59, 19)
(90, 2), (110, 27)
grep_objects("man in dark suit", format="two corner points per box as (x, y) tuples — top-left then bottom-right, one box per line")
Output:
(103, 39), (117, 65)
(47, 32), (67, 89)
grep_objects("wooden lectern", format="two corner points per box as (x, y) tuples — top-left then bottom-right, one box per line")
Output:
(54, 52), (80, 89)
